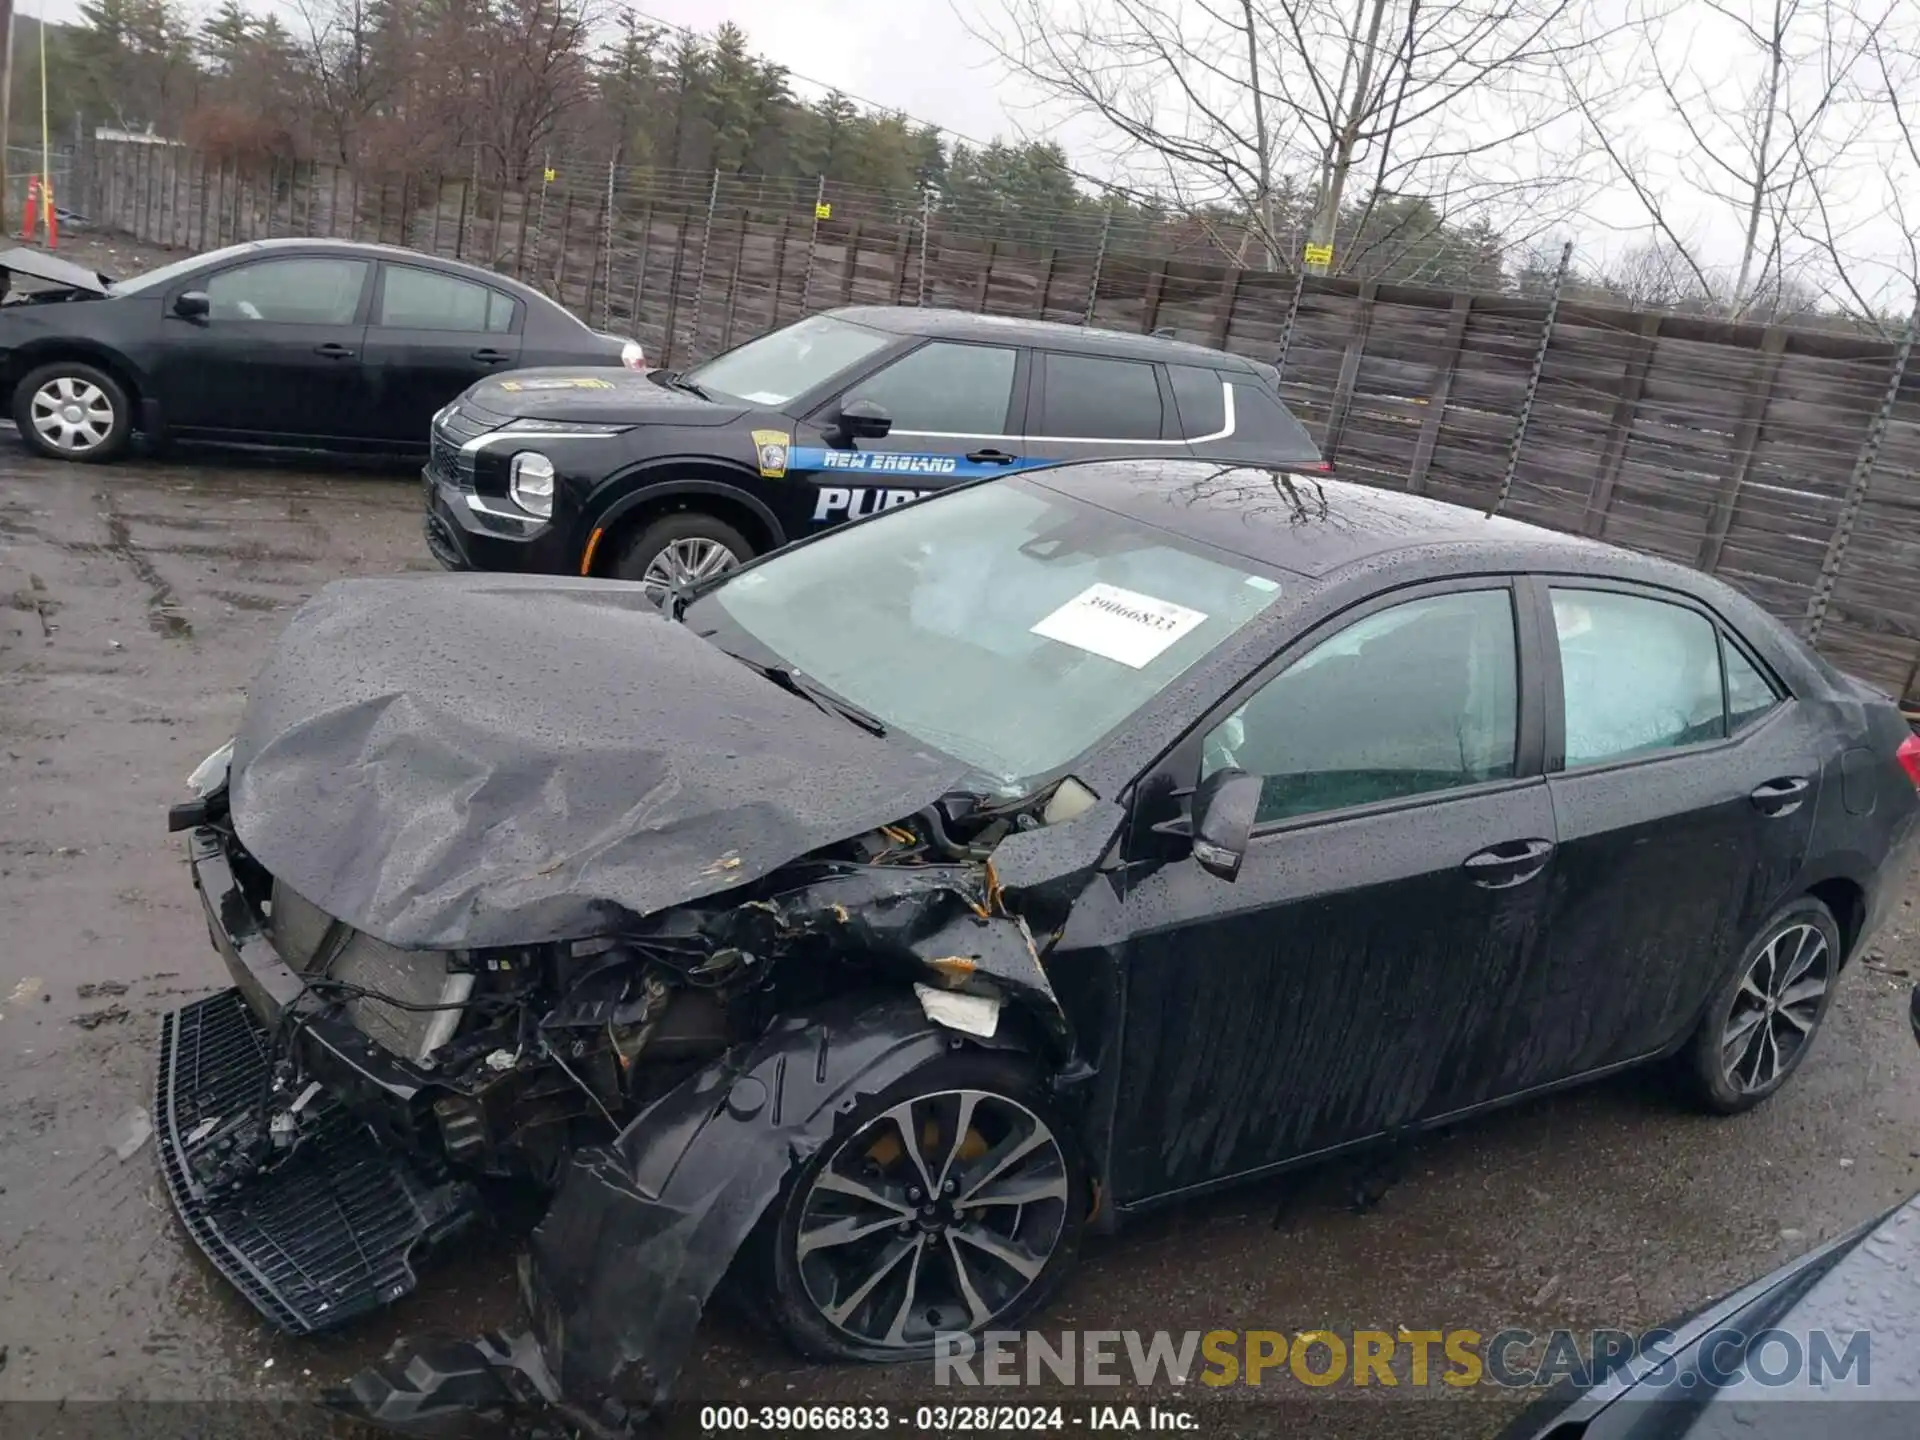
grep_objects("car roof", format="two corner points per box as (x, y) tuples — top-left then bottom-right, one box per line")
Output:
(828, 305), (1264, 371)
(183, 236), (564, 311)
(1022, 458), (1661, 580)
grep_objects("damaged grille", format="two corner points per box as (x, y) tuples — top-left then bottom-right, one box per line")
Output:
(156, 990), (479, 1334)
(270, 878), (469, 1062)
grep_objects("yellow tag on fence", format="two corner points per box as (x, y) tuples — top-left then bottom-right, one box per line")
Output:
(815, 202), (832, 220)
(1303, 242), (1334, 266)
(544, 167), (557, 184)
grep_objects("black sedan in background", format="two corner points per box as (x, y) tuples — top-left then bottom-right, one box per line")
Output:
(0, 239), (642, 462)
(160, 460), (1919, 1433)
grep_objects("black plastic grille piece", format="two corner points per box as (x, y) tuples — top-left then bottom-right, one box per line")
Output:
(156, 989), (480, 1334)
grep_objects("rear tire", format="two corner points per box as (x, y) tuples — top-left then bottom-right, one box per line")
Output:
(609, 511), (752, 605)
(13, 360), (133, 462)
(750, 1051), (1088, 1365)
(1679, 897), (1840, 1114)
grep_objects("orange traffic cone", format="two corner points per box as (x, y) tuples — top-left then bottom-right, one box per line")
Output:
(42, 178), (56, 248)
(20, 176), (37, 241)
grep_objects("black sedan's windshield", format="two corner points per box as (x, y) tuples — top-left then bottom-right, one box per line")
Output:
(681, 314), (893, 406)
(690, 478), (1287, 793)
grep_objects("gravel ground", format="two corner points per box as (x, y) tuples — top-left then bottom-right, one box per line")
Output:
(1, 435), (1917, 1439)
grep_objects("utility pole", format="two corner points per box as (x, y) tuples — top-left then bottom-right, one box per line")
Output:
(0, 0), (15, 236)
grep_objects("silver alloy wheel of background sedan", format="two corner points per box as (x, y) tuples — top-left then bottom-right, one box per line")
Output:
(640, 536), (739, 604)
(1722, 920), (1830, 1093)
(795, 1088), (1071, 1350)
(30, 376), (115, 454)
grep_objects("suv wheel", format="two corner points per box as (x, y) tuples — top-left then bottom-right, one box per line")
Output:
(755, 1052), (1088, 1364)
(1681, 897), (1841, 1114)
(611, 512), (751, 604)
(14, 361), (134, 462)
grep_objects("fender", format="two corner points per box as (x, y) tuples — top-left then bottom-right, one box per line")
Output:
(333, 993), (992, 1438)
(577, 465), (787, 566)
(6, 336), (153, 395)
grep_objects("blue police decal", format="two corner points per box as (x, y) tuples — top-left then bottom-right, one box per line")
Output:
(791, 447), (1058, 523)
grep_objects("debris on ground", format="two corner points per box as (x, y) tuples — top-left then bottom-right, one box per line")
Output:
(7, 977), (43, 1005)
(76, 980), (130, 999)
(110, 1108), (152, 1161)
(73, 1004), (131, 1030)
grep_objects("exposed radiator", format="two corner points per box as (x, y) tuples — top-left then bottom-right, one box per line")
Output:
(269, 877), (469, 1061)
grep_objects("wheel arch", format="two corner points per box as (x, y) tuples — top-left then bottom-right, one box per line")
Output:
(6, 341), (148, 409)
(1805, 874), (1868, 966)
(579, 462), (786, 576)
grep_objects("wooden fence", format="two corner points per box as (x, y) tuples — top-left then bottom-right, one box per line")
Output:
(84, 142), (1920, 707)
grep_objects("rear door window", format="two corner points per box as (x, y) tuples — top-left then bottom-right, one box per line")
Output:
(1033, 353), (1165, 440)
(1551, 588), (1727, 765)
(377, 264), (514, 332)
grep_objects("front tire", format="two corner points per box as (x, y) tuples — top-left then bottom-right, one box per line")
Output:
(1680, 897), (1840, 1114)
(610, 511), (751, 605)
(755, 1052), (1088, 1364)
(14, 361), (133, 462)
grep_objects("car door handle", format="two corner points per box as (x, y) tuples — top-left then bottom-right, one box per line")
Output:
(313, 342), (356, 359)
(965, 448), (1020, 464)
(470, 348), (513, 364)
(1463, 838), (1555, 889)
(1750, 776), (1810, 816)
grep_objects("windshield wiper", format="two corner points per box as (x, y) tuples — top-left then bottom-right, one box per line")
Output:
(728, 654), (887, 736)
(661, 370), (713, 401)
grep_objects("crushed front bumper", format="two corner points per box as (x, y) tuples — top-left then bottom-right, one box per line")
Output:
(158, 827), (483, 1334)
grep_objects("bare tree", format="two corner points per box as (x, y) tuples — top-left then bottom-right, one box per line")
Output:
(294, 0), (393, 164)
(958, 0), (1613, 273)
(1567, 0), (1897, 321)
(1789, 21), (1920, 330)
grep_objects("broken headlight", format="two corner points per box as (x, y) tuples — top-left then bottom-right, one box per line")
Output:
(187, 738), (235, 797)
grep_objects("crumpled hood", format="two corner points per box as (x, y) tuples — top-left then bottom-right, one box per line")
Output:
(228, 574), (965, 950)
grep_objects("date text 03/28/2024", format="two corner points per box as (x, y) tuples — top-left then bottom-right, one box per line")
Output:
(698, 1406), (1199, 1432)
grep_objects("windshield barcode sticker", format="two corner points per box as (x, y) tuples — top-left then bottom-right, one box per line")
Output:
(1030, 584), (1209, 669)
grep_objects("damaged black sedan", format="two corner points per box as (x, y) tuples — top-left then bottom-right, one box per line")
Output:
(160, 458), (1920, 1435)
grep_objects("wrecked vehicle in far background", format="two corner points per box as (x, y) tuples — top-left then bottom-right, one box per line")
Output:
(158, 457), (1920, 1435)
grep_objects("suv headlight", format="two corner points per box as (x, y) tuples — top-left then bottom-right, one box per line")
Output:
(188, 738), (235, 797)
(509, 452), (556, 518)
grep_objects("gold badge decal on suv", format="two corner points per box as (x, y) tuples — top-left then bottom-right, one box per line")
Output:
(752, 429), (791, 479)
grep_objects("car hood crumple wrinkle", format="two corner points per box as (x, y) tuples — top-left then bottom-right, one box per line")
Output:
(227, 574), (967, 950)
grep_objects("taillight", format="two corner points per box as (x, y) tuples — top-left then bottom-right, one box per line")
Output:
(620, 340), (645, 371)
(1896, 733), (1920, 787)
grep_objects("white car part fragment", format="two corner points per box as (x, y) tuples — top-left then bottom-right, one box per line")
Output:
(913, 982), (1001, 1039)
(188, 738), (235, 797)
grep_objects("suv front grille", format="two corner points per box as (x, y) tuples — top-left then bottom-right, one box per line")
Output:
(427, 402), (509, 490)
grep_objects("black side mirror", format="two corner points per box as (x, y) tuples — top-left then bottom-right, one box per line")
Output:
(173, 291), (210, 320)
(833, 397), (893, 442)
(1190, 767), (1262, 881)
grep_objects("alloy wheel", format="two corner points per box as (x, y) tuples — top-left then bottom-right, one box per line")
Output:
(30, 377), (114, 454)
(1721, 921), (1830, 1093)
(640, 537), (738, 603)
(794, 1088), (1071, 1350)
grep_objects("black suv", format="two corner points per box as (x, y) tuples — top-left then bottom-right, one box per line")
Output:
(423, 305), (1324, 599)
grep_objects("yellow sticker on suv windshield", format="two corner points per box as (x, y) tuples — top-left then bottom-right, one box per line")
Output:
(498, 376), (616, 392)
(752, 429), (791, 478)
